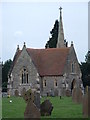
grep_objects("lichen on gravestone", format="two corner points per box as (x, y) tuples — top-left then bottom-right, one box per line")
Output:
(40, 99), (53, 116)
(23, 89), (34, 103)
(23, 89), (40, 119)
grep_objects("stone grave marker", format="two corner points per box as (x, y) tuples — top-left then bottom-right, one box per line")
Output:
(14, 90), (19, 97)
(72, 87), (77, 102)
(34, 91), (40, 109)
(23, 89), (40, 119)
(40, 99), (53, 116)
(72, 87), (82, 104)
(83, 86), (90, 118)
(77, 87), (83, 104)
(21, 88), (26, 97)
(66, 89), (71, 97)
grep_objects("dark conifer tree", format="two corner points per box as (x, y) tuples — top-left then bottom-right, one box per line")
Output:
(2, 59), (12, 92)
(45, 20), (59, 48)
(80, 50), (90, 87)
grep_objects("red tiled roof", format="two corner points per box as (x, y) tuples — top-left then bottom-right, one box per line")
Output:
(26, 48), (70, 76)
(9, 48), (70, 76)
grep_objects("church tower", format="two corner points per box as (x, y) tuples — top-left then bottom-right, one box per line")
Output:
(57, 7), (66, 48)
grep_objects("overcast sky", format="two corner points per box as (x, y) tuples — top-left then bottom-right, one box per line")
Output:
(0, 1), (88, 63)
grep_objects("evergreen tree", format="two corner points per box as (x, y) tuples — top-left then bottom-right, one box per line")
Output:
(45, 20), (59, 48)
(80, 50), (90, 87)
(85, 50), (90, 63)
(2, 59), (12, 92)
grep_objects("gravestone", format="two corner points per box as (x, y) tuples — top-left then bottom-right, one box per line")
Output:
(24, 100), (40, 119)
(72, 88), (77, 102)
(83, 86), (90, 118)
(21, 88), (26, 97)
(77, 87), (83, 104)
(66, 89), (71, 97)
(40, 99), (53, 116)
(14, 90), (19, 97)
(82, 92), (88, 117)
(23, 89), (40, 119)
(72, 87), (82, 104)
(34, 91), (40, 109)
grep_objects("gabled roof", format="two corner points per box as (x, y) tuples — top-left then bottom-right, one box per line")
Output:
(27, 48), (70, 76)
(8, 50), (21, 76)
(9, 47), (70, 76)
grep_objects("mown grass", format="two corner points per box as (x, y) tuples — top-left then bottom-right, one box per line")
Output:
(2, 96), (26, 118)
(41, 96), (82, 118)
(2, 96), (83, 118)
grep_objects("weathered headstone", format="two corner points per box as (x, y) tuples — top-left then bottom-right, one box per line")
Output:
(14, 90), (19, 97)
(40, 99), (53, 116)
(72, 87), (82, 104)
(77, 87), (83, 104)
(83, 86), (90, 118)
(82, 92), (88, 117)
(24, 100), (40, 119)
(21, 88), (26, 97)
(34, 91), (40, 109)
(66, 89), (71, 97)
(72, 88), (77, 102)
(23, 89), (40, 119)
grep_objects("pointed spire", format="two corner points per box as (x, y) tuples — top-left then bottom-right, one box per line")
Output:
(57, 7), (65, 48)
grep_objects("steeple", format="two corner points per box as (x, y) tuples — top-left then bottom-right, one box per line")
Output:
(57, 7), (65, 48)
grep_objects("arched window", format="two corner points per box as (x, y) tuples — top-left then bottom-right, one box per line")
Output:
(21, 68), (28, 84)
(71, 63), (74, 73)
(54, 80), (58, 87)
(43, 80), (46, 87)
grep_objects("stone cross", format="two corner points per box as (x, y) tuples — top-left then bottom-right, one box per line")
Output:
(59, 7), (62, 11)
(24, 89), (34, 102)
(23, 89), (40, 119)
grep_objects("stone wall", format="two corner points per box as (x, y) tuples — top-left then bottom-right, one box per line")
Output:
(63, 46), (82, 89)
(8, 46), (82, 96)
(40, 76), (66, 96)
(9, 47), (39, 96)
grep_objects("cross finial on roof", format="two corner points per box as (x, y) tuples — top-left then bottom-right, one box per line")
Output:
(24, 42), (25, 45)
(17, 45), (19, 49)
(71, 41), (73, 47)
(23, 42), (26, 48)
(16, 45), (19, 52)
(59, 7), (62, 11)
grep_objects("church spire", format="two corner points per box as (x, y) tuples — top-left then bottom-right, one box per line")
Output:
(57, 7), (65, 48)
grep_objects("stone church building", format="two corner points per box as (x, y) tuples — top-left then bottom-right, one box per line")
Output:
(8, 8), (82, 96)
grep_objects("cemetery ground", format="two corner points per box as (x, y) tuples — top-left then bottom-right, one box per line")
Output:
(2, 96), (83, 118)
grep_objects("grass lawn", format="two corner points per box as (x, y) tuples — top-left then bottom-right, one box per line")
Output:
(2, 96), (83, 118)
(2, 96), (26, 118)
